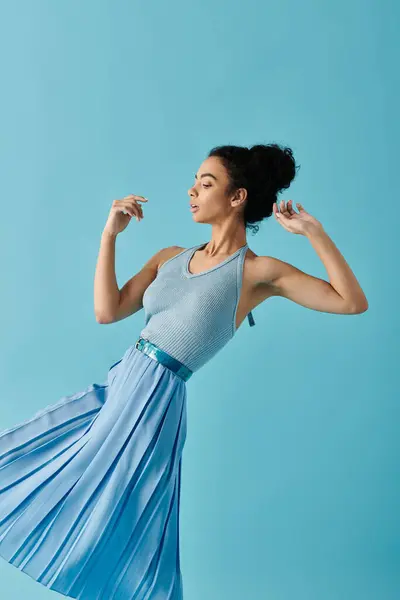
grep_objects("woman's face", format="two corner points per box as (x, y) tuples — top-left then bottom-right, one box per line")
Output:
(187, 156), (246, 224)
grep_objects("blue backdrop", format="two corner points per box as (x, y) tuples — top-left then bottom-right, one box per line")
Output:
(0, 1), (397, 598)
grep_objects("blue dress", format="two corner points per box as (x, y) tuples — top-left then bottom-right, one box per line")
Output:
(0, 242), (254, 598)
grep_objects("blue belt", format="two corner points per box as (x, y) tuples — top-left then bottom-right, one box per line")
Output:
(134, 337), (193, 381)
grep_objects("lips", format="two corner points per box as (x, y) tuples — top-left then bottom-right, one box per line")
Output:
(190, 204), (199, 212)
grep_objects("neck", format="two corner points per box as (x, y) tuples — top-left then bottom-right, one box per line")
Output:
(202, 230), (247, 256)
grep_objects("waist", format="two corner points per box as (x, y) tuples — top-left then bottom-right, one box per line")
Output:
(134, 337), (193, 382)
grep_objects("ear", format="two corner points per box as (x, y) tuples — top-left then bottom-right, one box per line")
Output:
(232, 187), (248, 206)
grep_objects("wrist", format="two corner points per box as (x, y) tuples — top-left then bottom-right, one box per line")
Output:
(304, 224), (325, 239)
(102, 229), (118, 241)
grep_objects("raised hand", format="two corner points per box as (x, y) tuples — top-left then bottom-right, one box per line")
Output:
(103, 194), (148, 236)
(273, 200), (323, 235)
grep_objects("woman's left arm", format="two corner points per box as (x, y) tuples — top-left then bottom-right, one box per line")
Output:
(259, 200), (369, 315)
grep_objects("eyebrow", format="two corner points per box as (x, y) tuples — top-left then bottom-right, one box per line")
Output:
(194, 172), (218, 181)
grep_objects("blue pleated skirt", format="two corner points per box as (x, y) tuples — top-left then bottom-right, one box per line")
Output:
(0, 342), (188, 599)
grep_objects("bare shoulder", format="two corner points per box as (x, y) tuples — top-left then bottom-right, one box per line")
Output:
(245, 247), (285, 289)
(243, 248), (310, 312)
(157, 246), (187, 272)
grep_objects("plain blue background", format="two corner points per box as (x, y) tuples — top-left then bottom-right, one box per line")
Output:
(0, 1), (398, 599)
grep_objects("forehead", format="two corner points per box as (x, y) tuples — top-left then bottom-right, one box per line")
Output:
(197, 156), (226, 179)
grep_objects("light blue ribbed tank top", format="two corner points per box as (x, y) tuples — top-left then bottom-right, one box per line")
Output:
(139, 242), (255, 372)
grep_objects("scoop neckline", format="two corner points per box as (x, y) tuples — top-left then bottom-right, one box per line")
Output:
(184, 242), (248, 278)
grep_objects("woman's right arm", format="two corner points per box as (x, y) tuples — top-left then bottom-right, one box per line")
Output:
(94, 230), (167, 324)
(94, 194), (152, 324)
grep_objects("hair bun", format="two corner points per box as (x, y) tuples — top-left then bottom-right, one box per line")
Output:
(249, 144), (297, 193)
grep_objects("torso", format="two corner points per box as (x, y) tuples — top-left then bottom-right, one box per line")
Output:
(157, 244), (277, 331)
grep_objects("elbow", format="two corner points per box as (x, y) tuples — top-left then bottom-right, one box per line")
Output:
(351, 301), (369, 314)
(348, 290), (369, 314)
(95, 312), (114, 324)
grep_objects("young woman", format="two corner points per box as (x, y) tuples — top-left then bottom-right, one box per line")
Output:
(0, 144), (368, 599)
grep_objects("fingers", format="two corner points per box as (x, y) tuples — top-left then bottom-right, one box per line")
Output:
(122, 195), (147, 220)
(279, 199), (294, 214)
(123, 194), (148, 203)
(274, 209), (290, 230)
(278, 199), (303, 215)
(274, 200), (296, 227)
(286, 200), (295, 215)
(274, 201), (288, 217)
(113, 200), (139, 220)
(129, 200), (144, 219)
(114, 195), (148, 221)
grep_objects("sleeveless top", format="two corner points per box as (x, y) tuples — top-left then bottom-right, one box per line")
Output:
(139, 242), (256, 373)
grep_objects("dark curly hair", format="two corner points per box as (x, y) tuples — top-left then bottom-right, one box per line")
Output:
(207, 143), (300, 235)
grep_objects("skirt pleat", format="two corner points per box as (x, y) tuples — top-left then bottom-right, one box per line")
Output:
(0, 343), (187, 599)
